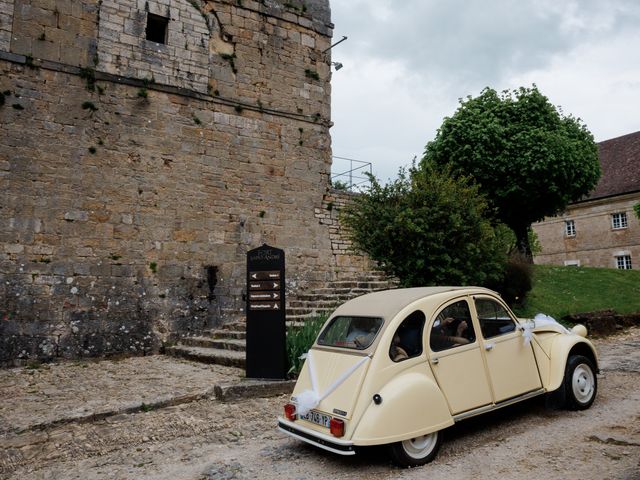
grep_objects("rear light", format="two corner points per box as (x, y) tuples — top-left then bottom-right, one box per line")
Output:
(329, 418), (345, 437)
(284, 403), (297, 421)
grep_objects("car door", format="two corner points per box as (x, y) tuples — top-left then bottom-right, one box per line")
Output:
(472, 296), (542, 403)
(427, 297), (493, 415)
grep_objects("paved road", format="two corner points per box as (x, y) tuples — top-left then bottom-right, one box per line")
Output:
(1, 329), (639, 480)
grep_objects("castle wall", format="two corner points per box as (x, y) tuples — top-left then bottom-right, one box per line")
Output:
(0, 0), (372, 366)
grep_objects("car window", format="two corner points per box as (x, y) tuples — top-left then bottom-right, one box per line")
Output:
(317, 316), (383, 350)
(429, 300), (476, 352)
(475, 298), (516, 339)
(389, 310), (425, 362)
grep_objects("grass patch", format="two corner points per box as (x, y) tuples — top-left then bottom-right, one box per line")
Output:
(286, 313), (328, 378)
(513, 265), (640, 320)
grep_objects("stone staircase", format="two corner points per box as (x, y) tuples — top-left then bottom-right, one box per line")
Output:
(285, 270), (398, 322)
(165, 322), (247, 368)
(166, 270), (398, 367)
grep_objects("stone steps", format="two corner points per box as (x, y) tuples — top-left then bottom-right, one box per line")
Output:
(165, 345), (246, 368)
(211, 329), (246, 340)
(181, 336), (246, 351)
(168, 270), (396, 367)
(284, 271), (398, 321)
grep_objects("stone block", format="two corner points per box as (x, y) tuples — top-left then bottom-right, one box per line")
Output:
(301, 33), (315, 48)
(32, 39), (61, 61)
(5, 244), (25, 254)
(63, 211), (89, 222)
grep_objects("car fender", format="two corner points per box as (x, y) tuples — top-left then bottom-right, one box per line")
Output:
(547, 335), (599, 392)
(350, 371), (453, 446)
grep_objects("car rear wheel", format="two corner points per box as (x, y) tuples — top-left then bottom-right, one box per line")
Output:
(563, 354), (597, 410)
(388, 431), (442, 467)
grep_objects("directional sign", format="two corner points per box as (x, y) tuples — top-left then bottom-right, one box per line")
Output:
(249, 291), (281, 301)
(246, 244), (286, 379)
(249, 271), (280, 281)
(248, 281), (281, 291)
(249, 302), (281, 311)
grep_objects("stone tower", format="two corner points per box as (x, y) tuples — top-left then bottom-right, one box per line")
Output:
(0, 0), (379, 365)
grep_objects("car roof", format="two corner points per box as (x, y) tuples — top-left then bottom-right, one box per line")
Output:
(330, 286), (495, 322)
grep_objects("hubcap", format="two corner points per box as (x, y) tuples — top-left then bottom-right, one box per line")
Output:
(572, 363), (595, 403)
(402, 433), (438, 459)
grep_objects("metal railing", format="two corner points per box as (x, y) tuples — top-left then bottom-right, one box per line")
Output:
(331, 156), (372, 192)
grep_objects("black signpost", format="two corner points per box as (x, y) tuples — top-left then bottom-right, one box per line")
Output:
(246, 244), (287, 379)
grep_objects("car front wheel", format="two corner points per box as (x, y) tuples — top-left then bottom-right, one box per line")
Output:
(388, 431), (442, 467)
(563, 354), (597, 410)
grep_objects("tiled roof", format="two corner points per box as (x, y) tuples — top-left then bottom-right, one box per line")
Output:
(588, 130), (640, 200)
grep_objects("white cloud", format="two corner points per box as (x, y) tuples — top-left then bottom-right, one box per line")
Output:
(329, 0), (640, 181)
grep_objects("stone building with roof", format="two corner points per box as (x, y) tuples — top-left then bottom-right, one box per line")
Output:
(533, 131), (640, 269)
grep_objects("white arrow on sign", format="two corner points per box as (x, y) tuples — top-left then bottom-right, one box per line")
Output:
(251, 273), (258, 279)
(273, 282), (279, 288)
(273, 303), (279, 309)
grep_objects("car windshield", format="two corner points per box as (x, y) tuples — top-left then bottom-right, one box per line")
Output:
(317, 316), (384, 350)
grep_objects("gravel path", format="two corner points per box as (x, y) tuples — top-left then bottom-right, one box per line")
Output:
(1, 329), (639, 480)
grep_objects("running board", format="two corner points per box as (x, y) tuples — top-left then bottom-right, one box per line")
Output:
(453, 388), (546, 422)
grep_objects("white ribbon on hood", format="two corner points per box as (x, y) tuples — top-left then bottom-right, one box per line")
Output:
(295, 350), (371, 417)
(522, 313), (571, 346)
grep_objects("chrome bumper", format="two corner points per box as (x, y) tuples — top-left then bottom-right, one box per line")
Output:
(277, 417), (356, 456)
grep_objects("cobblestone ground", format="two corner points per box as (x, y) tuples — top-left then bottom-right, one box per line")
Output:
(0, 356), (244, 434)
(1, 329), (639, 480)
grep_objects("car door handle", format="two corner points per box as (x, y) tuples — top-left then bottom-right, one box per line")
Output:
(485, 343), (495, 351)
(431, 357), (439, 365)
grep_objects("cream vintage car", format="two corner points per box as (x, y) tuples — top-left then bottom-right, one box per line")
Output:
(278, 287), (598, 467)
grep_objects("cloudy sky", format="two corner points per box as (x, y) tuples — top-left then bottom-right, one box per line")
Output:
(328, 0), (640, 185)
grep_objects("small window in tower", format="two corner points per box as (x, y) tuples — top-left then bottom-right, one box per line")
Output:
(146, 13), (169, 44)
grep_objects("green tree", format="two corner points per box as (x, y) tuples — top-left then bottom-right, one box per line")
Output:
(342, 164), (509, 287)
(423, 86), (601, 259)
(634, 203), (640, 221)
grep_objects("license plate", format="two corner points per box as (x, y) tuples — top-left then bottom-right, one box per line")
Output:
(300, 410), (331, 428)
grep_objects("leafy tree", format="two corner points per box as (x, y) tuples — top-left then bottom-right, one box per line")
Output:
(423, 86), (601, 259)
(342, 164), (509, 287)
(634, 203), (640, 221)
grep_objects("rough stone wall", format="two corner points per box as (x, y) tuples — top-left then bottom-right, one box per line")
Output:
(314, 190), (377, 275)
(0, 0), (344, 365)
(97, 0), (210, 92)
(533, 193), (640, 268)
(0, 0), (13, 51)
(10, 0), (98, 66)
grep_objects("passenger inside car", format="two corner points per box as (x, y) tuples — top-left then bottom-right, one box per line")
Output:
(430, 300), (476, 351)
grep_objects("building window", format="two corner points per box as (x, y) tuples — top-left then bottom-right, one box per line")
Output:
(616, 255), (632, 270)
(565, 220), (576, 237)
(146, 13), (169, 44)
(611, 212), (628, 230)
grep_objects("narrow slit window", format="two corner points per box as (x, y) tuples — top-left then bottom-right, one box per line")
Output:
(146, 13), (169, 44)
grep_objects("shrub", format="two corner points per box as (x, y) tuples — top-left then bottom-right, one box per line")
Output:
(331, 179), (349, 191)
(286, 314), (328, 377)
(342, 163), (509, 287)
(490, 252), (533, 306)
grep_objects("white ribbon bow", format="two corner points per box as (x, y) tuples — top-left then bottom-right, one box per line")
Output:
(295, 350), (371, 416)
(522, 313), (570, 346)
